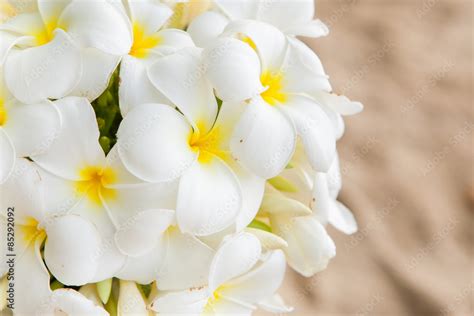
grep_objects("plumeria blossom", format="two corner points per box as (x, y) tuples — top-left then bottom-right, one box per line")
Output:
(0, 0), (132, 103)
(30, 96), (178, 283)
(0, 159), (107, 314)
(117, 47), (265, 235)
(202, 20), (338, 177)
(188, 0), (328, 48)
(119, 0), (195, 115)
(0, 66), (61, 183)
(150, 232), (289, 315)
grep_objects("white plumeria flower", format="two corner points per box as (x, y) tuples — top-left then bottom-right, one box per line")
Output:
(0, 66), (61, 183)
(119, 0), (195, 115)
(0, 0), (132, 103)
(202, 20), (337, 177)
(117, 47), (265, 235)
(150, 232), (288, 315)
(188, 0), (328, 48)
(113, 209), (215, 289)
(0, 159), (107, 314)
(29, 96), (177, 283)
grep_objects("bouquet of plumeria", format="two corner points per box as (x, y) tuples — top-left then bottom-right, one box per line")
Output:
(0, 0), (362, 314)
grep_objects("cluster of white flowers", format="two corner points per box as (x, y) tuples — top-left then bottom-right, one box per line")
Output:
(0, 0), (362, 315)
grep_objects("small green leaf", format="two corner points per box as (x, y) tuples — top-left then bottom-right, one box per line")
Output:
(97, 278), (113, 304)
(268, 176), (298, 192)
(248, 219), (272, 233)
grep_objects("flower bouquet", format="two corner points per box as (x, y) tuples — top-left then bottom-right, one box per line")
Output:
(0, 0), (362, 314)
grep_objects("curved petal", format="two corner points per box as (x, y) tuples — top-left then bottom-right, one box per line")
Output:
(260, 193), (312, 217)
(220, 250), (286, 304)
(68, 48), (120, 101)
(43, 214), (102, 286)
(223, 20), (287, 71)
(208, 232), (261, 292)
(13, 237), (51, 315)
(127, 0), (172, 33)
(0, 31), (31, 65)
(208, 298), (255, 315)
(187, 11), (229, 48)
(257, 294), (293, 314)
(32, 97), (105, 181)
(282, 37), (331, 93)
(214, 0), (258, 20)
(115, 209), (174, 257)
(284, 19), (329, 38)
(271, 215), (335, 277)
(38, 289), (108, 316)
(0, 128), (14, 184)
(203, 37), (263, 102)
(58, 0), (132, 55)
(312, 91), (364, 116)
(4, 29), (82, 104)
(256, 0), (314, 33)
(38, 0), (71, 26)
(151, 28), (195, 56)
(116, 103), (196, 182)
(118, 55), (168, 116)
(176, 157), (242, 236)
(157, 229), (214, 291)
(230, 97), (296, 179)
(3, 101), (61, 157)
(281, 94), (336, 172)
(147, 47), (217, 132)
(244, 228), (288, 251)
(329, 201), (358, 235)
(117, 281), (148, 315)
(311, 172), (331, 223)
(150, 288), (208, 314)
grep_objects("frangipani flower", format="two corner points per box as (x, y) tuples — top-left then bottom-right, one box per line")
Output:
(0, 66), (61, 183)
(203, 20), (336, 177)
(0, 0), (132, 103)
(117, 47), (265, 235)
(188, 0), (328, 47)
(119, 0), (195, 115)
(150, 232), (288, 315)
(30, 96), (177, 283)
(0, 159), (107, 314)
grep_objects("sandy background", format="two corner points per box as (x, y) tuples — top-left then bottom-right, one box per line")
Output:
(261, 0), (473, 315)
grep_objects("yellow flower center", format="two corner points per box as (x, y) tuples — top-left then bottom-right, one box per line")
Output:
(33, 17), (62, 46)
(260, 70), (287, 106)
(189, 124), (228, 164)
(0, 99), (7, 126)
(204, 285), (228, 312)
(241, 35), (257, 51)
(20, 217), (46, 245)
(129, 22), (162, 58)
(76, 166), (117, 205)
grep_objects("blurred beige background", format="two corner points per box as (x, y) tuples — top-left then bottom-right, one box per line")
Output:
(263, 0), (473, 315)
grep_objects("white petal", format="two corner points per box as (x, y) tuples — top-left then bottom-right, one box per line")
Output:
(312, 172), (331, 223)
(271, 215), (335, 277)
(208, 298), (255, 315)
(118, 55), (168, 116)
(282, 37), (331, 93)
(116, 103), (196, 182)
(0, 128), (14, 184)
(32, 97), (105, 181)
(209, 232), (261, 291)
(147, 47), (217, 132)
(176, 158), (241, 236)
(3, 101), (61, 157)
(38, 0), (71, 26)
(260, 193), (312, 217)
(221, 250), (286, 304)
(329, 201), (358, 235)
(203, 37), (263, 102)
(312, 91), (364, 115)
(127, 0), (172, 33)
(223, 20), (287, 70)
(284, 19), (329, 38)
(244, 228), (288, 250)
(327, 154), (342, 197)
(214, 0), (258, 20)
(0, 30), (29, 64)
(230, 97), (296, 179)
(150, 289), (208, 314)
(44, 214), (101, 286)
(12, 237), (51, 315)
(39, 289), (108, 316)
(4, 29), (82, 104)
(115, 209), (174, 257)
(281, 94), (336, 172)
(187, 11), (228, 48)
(157, 229), (214, 291)
(256, 0), (314, 33)
(78, 284), (103, 307)
(68, 48), (120, 101)
(58, 0), (132, 55)
(151, 28), (195, 56)
(258, 294), (293, 314)
(117, 280), (148, 316)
